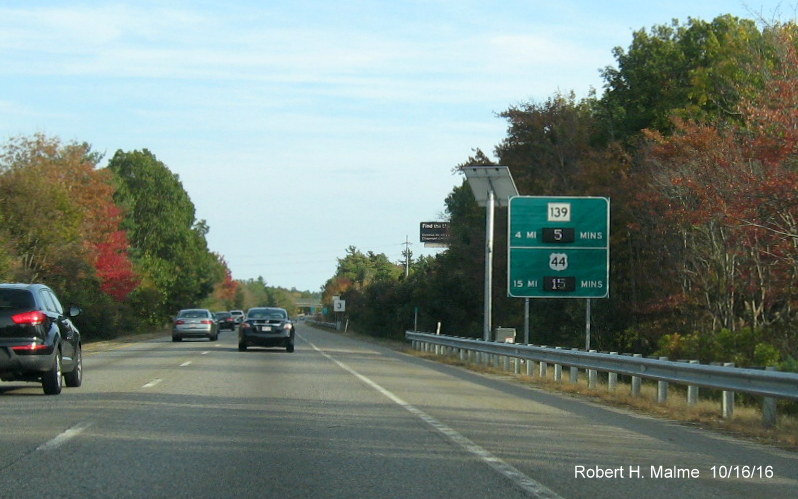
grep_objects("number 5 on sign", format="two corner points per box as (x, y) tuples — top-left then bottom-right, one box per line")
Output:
(547, 202), (571, 221)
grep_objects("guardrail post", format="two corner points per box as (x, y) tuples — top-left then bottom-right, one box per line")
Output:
(763, 366), (777, 428)
(554, 347), (563, 382)
(631, 354), (642, 397)
(514, 356), (521, 374)
(687, 360), (699, 406)
(657, 357), (668, 403)
(539, 347), (548, 379)
(608, 352), (618, 392)
(503, 355), (510, 372)
(588, 350), (598, 389)
(570, 348), (579, 383)
(722, 362), (735, 418)
(527, 358), (535, 377)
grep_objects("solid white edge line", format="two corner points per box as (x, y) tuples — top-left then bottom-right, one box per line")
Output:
(304, 337), (563, 499)
(37, 421), (93, 451)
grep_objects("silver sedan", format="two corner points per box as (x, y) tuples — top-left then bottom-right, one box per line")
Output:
(172, 308), (219, 342)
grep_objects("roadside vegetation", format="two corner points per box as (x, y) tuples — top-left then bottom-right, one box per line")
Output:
(0, 139), (312, 339)
(318, 16), (798, 382)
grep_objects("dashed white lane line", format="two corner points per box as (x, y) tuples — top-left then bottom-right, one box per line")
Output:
(304, 338), (563, 499)
(180, 361), (192, 367)
(37, 421), (93, 451)
(142, 378), (162, 388)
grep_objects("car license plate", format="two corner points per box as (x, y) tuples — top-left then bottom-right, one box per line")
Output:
(261, 326), (272, 332)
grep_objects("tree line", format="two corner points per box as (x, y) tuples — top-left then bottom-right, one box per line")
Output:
(0, 135), (322, 337)
(320, 15), (798, 372)
(0, 138), (236, 338)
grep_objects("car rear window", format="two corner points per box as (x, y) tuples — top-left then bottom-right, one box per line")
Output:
(0, 289), (35, 312)
(248, 309), (287, 320)
(179, 310), (208, 318)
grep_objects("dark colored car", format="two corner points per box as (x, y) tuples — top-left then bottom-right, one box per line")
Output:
(0, 283), (83, 395)
(172, 309), (219, 342)
(238, 307), (294, 352)
(213, 311), (236, 331)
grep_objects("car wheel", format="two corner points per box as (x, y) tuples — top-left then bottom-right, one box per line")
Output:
(64, 345), (83, 387)
(286, 342), (295, 353)
(238, 341), (247, 351)
(172, 335), (181, 342)
(42, 350), (63, 395)
(211, 334), (218, 341)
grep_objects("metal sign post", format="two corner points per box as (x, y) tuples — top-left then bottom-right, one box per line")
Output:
(462, 166), (518, 342)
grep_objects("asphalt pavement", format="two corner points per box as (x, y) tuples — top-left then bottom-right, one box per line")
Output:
(0, 324), (795, 498)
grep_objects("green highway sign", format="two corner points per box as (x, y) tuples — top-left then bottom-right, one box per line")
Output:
(508, 196), (610, 298)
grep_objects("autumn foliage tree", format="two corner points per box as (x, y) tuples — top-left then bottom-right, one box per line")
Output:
(636, 25), (798, 363)
(0, 133), (140, 338)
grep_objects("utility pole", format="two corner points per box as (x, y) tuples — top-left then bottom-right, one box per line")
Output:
(402, 235), (412, 277)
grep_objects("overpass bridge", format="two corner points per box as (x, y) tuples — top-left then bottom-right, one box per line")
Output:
(294, 298), (322, 315)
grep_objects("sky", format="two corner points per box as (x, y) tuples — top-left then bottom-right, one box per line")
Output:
(1, 1), (794, 292)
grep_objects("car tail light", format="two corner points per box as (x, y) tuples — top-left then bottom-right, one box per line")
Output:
(11, 342), (51, 354)
(200, 319), (212, 325)
(175, 319), (185, 325)
(11, 310), (46, 326)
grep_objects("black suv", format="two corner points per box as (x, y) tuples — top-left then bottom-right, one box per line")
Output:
(0, 283), (83, 395)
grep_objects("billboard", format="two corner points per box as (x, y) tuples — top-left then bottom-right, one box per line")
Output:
(420, 222), (450, 243)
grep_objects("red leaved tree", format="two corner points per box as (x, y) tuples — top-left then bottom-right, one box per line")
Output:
(639, 26), (798, 335)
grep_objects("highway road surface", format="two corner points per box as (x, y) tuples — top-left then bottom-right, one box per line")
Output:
(0, 323), (795, 498)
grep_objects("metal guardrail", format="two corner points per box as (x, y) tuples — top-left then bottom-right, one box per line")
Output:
(307, 320), (338, 330)
(405, 331), (798, 401)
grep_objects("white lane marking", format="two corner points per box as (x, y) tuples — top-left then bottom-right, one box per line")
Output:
(180, 361), (192, 367)
(201, 351), (210, 355)
(305, 338), (562, 499)
(37, 421), (93, 451)
(142, 378), (162, 388)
